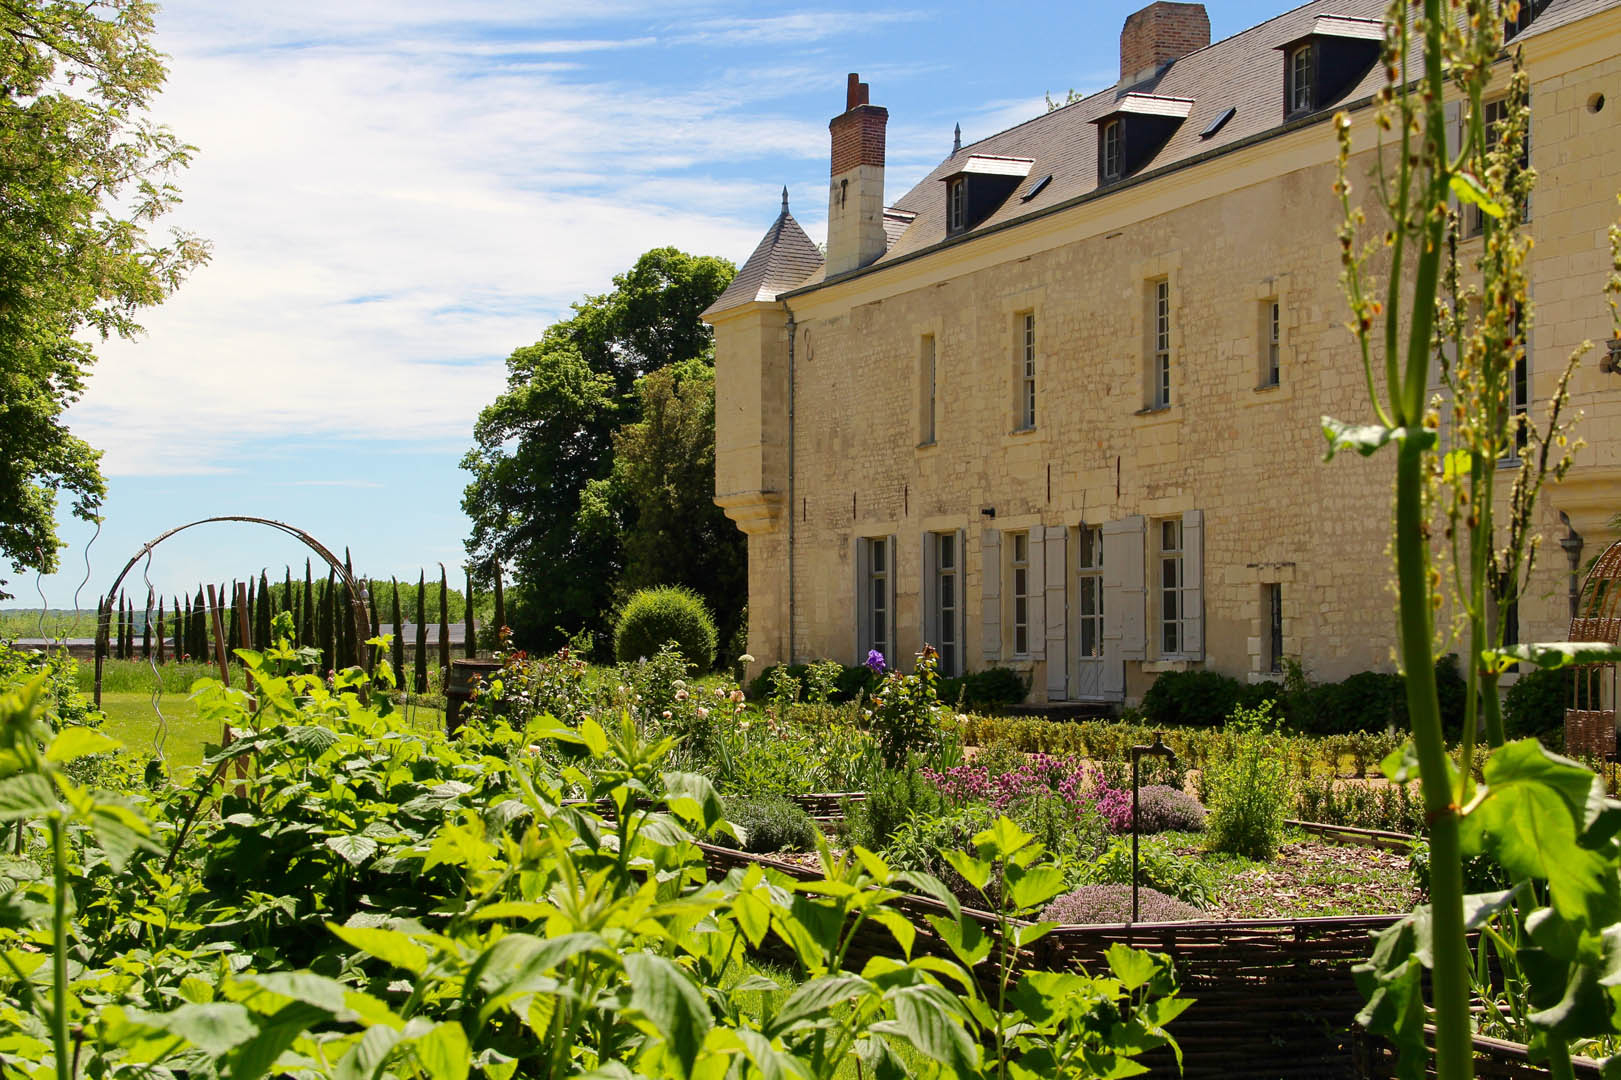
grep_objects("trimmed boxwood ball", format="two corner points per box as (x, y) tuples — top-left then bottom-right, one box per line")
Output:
(614, 586), (717, 673)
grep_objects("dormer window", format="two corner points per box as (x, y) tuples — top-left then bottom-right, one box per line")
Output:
(1277, 17), (1381, 120)
(1288, 44), (1314, 114)
(1102, 120), (1123, 180)
(939, 156), (1033, 237)
(1092, 94), (1193, 186)
(1505, 0), (1550, 39)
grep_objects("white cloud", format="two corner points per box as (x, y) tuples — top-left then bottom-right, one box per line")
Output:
(673, 11), (925, 46)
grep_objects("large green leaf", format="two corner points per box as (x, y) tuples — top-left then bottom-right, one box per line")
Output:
(0, 774), (55, 821)
(413, 1022), (470, 1080)
(1322, 417), (1435, 461)
(149, 1002), (258, 1055)
(324, 834), (379, 867)
(45, 726), (121, 763)
(888, 984), (976, 1072)
(1483, 641), (1621, 673)
(766, 975), (871, 1038)
(1007, 864), (1066, 914)
(624, 953), (712, 1079)
(334, 1024), (405, 1080)
(327, 923), (428, 975)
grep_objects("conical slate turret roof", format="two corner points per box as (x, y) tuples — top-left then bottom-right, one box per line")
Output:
(703, 188), (824, 317)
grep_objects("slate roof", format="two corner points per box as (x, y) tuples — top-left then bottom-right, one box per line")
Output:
(703, 188), (825, 316)
(757, 0), (1613, 299)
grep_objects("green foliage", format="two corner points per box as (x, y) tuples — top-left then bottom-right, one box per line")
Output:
(845, 766), (945, 852)
(867, 650), (947, 769)
(1204, 705), (1291, 860)
(803, 658), (842, 705)
(0, 0), (209, 597)
(1142, 669), (1275, 728)
(462, 249), (737, 653)
(1502, 666), (1583, 745)
(614, 585), (717, 674)
(1085, 837), (1215, 909)
(724, 794), (819, 853)
(935, 666), (1030, 710)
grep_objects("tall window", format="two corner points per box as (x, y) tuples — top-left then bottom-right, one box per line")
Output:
(1468, 96), (1531, 236)
(1102, 120), (1123, 181)
(1265, 583), (1284, 673)
(934, 532), (959, 676)
(1288, 44), (1314, 114)
(863, 537), (889, 661)
(920, 334), (937, 444)
(1151, 279), (1171, 408)
(1077, 526), (1104, 659)
(1019, 313), (1036, 429)
(1502, 303), (1529, 460)
(1158, 518), (1186, 655)
(1264, 300), (1281, 386)
(1010, 531), (1030, 656)
(948, 178), (966, 232)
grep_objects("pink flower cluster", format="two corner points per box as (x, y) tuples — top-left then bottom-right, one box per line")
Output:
(924, 753), (1094, 815)
(1093, 785), (1134, 833)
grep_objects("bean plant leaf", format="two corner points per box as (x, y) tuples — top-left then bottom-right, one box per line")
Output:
(1007, 864), (1066, 914)
(624, 953), (712, 1080)
(325, 834), (379, 867)
(1321, 417), (1436, 461)
(1482, 641), (1621, 673)
(412, 1022), (471, 1080)
(45, 726), (121, 763)
(334, 1024), (406, 1080)
(327, 923), (428, 975)
(766, 975), (872, 1037)
(888, 984), (976, 1072)
(148, 1002), (259, 1055)
(1105, 942), (1159, 991)
(0, 774), (56, 821)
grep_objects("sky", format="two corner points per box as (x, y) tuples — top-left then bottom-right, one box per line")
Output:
(17, 0), (1287, 621)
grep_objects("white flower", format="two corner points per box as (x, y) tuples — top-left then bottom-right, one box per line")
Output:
(675, 689), (689, 701)
(662, 710), (672, 719)
(696, 707), (709, 719)
(739, 654), (755, 664)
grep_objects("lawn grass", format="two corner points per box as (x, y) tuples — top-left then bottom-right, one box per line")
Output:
(98, 689), (446, 771)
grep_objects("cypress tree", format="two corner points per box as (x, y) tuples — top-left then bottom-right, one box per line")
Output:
(192, 588), (206, 661)
(283, 567), (294, 630)
(464, 568), (476, 659)
(141, 590), (152, 660)
(321, 572), (336, 673)
(390, 578), (404, 685)
(246, 578), (256, 644)
(227, 580), (240, 655)
(438, 564), (450, 677)
(115, 593), (125, 659)
(156, 597), (166, 665)
(122, 594), (132, 659)
(414, 570), (427, 693)
(366, 580), (381, 670)
(173, 596), (183, 660)
(301, 559), (314, 649)
(257, 571), (273, 649)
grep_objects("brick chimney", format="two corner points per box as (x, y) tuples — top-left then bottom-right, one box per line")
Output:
(826, 73), (888, 277)
(1120, 2), (1210, 86)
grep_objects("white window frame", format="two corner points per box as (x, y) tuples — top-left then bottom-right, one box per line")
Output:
(1010, 531), (1031, 657)
(1076, 525), (1104, 660)
(1018, 312), (1036, 429)
(933, 531), (960, 676)
(947, 177), (966, 232)
(1102, 120), (1122, 180)
(1157, 518), (1186, 657)
(1289, 43), (1314, 114)
(1152, 279), (1171, 409)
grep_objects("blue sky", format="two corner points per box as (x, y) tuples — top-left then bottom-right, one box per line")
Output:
(19, 0), (1286, 617)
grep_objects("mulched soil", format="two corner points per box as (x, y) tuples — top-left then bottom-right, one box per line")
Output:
(1181, 837), (1425, 919)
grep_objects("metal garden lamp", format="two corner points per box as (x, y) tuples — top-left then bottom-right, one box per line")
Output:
(1130, 731), (1177, 923)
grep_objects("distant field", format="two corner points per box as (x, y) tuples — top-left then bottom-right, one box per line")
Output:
(1, 609), (100, 639)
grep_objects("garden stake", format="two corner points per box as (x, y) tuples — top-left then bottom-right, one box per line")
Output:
(1130, 731), (1176, 923)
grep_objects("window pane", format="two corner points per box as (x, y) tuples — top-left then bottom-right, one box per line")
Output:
(872, 539), (885, 573)
(939, 533), (954, 569)
(941, 575), (955, 611)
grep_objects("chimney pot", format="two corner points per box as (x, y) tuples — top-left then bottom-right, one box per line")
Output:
(846, 72), (869, 111)
(1119, 2), (1210, 86)
(827, 74), (887, 276)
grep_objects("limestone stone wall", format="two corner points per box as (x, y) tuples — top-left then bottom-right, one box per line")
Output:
(711, 13), (1621, 702)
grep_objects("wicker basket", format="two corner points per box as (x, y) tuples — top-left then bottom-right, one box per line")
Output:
(1569, 616), (1621, 644)
(1565, 708), (1616, 759)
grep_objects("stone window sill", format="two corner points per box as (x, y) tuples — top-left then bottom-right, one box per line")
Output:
(1142, 659), (1195, 673)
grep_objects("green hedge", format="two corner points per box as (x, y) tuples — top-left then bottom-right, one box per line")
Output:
(747, 662), (1028, 710)
(614, 586), (717, 673)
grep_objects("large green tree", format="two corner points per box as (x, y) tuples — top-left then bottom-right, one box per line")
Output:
(0, 0), (209, 597)
(461, 248), (735, 652)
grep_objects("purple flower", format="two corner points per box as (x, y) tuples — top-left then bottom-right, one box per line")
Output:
(865, 649), (887, 674)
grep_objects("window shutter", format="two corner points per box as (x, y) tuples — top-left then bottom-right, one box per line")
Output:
(1027, 529), (1046, 660)
(1044, 525), (1069, 699)
(956, 529), (968, 674)
(1103, 516), (1147, 661)
(854, 537), (870, 660)
(921, 531), (938, 652)
(887, 534), (899, 668)
(981, 529), (1001, 663)
(1182, 510), (1204, 659)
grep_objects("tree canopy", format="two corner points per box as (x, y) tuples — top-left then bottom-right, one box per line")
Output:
(0, 0), (209, 598)
(460, 248), (739, 654)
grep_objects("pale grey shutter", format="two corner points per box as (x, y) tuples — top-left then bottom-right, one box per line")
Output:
(1044, 524), (1069, 699)
(955, 529), (968, 675)
(887, 534), (899, 667)
(1103, 516), (1147, 661)
(854, 537), (869, 661)
(1182, 510), (1204, 659)
(981, 529), (1001, 663)
(1027, 530), (1046, 659)
(921, 531), (938, 652)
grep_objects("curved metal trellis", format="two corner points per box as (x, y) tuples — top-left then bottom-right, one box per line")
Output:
(1564, 539), (1621, 758)
(93, 516), (371, 707)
